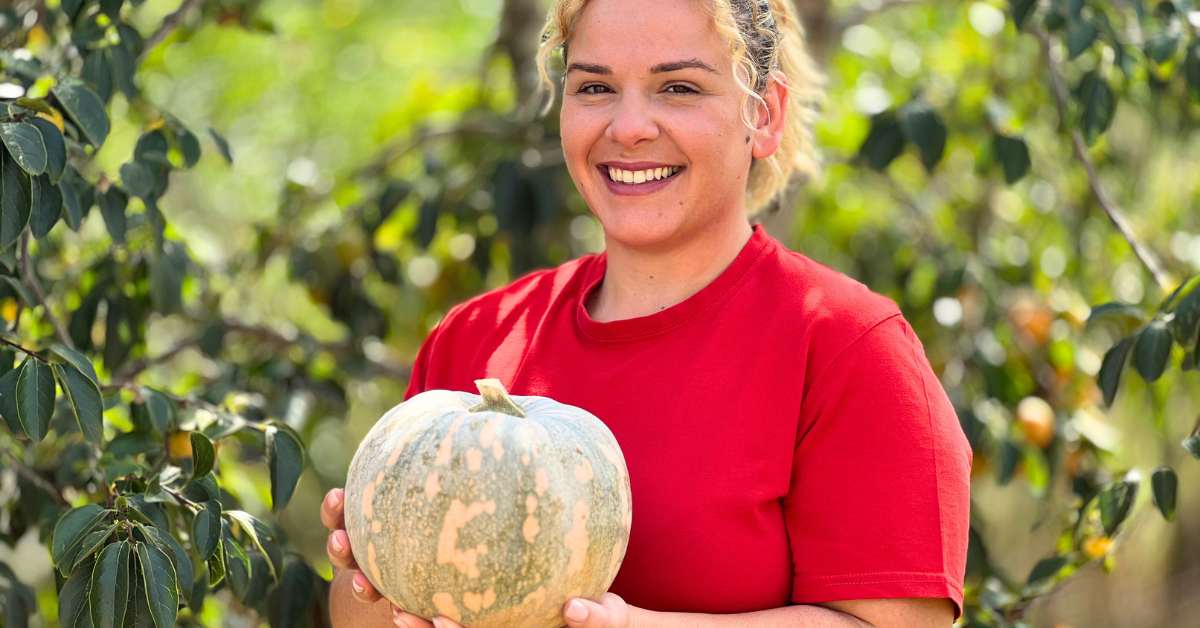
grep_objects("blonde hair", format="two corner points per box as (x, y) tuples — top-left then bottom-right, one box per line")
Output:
(535, 0), (824, 215)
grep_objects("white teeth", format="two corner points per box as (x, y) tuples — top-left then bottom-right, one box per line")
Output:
(606, 166), (681, 184)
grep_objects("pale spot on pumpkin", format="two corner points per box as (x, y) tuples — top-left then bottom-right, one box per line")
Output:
(564, 501), (589, 574)
(466, 448), (483, 472)
(525, 495), (538, 513)
(367, 541), (383, 586)
(424, 472), (440, 499)
(523, 515), (540, 543)
(520, 453), (530, 466)
(479, 420), (497, 448)
(371, 520), (381, 534)
(437, 499), (497, 578)
(361, 470), (384, 519)
(521, 586), (547, 608)
(462, 586), (497, 612)
(432, 592), (462, 622)
(534, 469), (549, 495)
(435, 417), (465, 466)
(574, 457), (593, 483)
(385, 429), (414, 467)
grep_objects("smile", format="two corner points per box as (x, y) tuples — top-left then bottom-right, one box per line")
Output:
(604, 165), (683, 184)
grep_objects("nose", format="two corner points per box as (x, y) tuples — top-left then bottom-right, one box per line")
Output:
(605, 94), (660, 148)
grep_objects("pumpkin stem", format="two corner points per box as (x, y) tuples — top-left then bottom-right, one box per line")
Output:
(470, 378), (526, 417)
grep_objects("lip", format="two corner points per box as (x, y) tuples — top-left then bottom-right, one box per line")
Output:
(597, 164), (685, 197)
(598, 161), (682, 170)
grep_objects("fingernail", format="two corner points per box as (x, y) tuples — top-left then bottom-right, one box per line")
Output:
(351, 578), (364, 595)
(431, 619), (447, 628)
(393, 616), (409, 628)
(331, 534), (345, 553)
(330, 491), (342, 508)
(565, 599), (588, 622)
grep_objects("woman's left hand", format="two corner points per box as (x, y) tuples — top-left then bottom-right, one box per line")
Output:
(421, 593), (641, 628)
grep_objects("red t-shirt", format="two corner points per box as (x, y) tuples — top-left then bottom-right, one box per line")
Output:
(403, 224), (971, 619)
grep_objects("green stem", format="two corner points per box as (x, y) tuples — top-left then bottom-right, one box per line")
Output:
(469, 378), (526, 417)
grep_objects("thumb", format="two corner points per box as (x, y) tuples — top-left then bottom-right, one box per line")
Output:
(563, 594), (628, 627)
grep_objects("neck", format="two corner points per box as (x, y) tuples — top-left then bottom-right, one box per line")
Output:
(587, 218), (755, 322)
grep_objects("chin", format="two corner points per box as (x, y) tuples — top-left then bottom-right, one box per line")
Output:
(592, 210), (689, 251)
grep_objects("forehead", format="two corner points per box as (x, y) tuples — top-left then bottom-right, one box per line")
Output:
(568, 0), (726, 65)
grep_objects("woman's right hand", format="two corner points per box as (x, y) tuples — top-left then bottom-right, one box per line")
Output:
(322, 487), (385, 602)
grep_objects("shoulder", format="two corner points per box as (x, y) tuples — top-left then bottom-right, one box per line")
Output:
(755, 236), (904, 356)
(432, 254), (598, 340)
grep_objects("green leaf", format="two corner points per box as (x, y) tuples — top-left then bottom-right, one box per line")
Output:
(57, 567), (93, 628)
(1066, 19), (1098, 59)
(1144, 32), (1179, 64)
(81, 51), (113, 105)
(177, 127), (201, 167)
(1098, 337), (1133, 407)
(993, 133), (1030, 184)
(1026, 555), (1068, 586)
(206, 540), (226, 587)
(0, 122), (48, 175)
(226, 510), (278, 580)
(53, 79), (110, 147)
(32, 174), (62, 239)
(898, 99), (947, 171)
(222, 522), (252, 600)
(72, 525), (116, 572)
(1076, 70), (1116, 144)
(108, 43), (137, 98)
(16, 357), (56, 442)
(138, 523), (194, 589)
(149, 243), (187, 313)
(193, 501), (221, 561)
(144, 388), (175, 433)
(208, 127), (233, 164)
(266, 424), (304, 512)
(50, 344), (100, 385)
(0, 363), (22, 436)
(119, 161), (155, 200)
(1186, 42), (1200, 98)
(190, 431), (215, 477)
(1099, 479), (1138, 536)
(27, 118), (66, 183)
(98, 186), (128, 244)
(1132, 320), (1173, 383)
(1150, 466), (1177, 521)
(134, 542), (179, 628)
(89, 540), (131, 628)
(0, 150), (33, 250)
(1087, 301), (1147, 333)
(1010, 0), (1037, 29)
(268, 557), (319, 628)
(59, 176), (84, 231)
(51, 505), (108, 572)
(858, 111), (906, 171)
(1183, 435), (1200, 459)
(52, 363), (104, 445)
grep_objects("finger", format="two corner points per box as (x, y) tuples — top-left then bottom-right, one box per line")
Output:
(321, 488), (346, 530)
(563, 594), (628, 628)
(430, 617), (466, 628)
(351, 571), (383, 603)
(326, 529), (357, 570)
(391, 606), (435, 628)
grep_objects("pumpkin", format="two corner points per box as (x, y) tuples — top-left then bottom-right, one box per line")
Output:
(344, 378), (632, 627)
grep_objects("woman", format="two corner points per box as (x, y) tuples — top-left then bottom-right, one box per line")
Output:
(322, 0), (972, 626)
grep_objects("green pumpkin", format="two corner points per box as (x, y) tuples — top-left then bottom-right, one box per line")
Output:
(344, 378), (632, 627)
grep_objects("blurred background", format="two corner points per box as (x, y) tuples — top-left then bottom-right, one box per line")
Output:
(2, 0), (1199, 626)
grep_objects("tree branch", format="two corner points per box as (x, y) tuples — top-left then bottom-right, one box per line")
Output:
(0, 447), (69, 507)
(142, 0), (207, 58)
(1033, 27), (1172, 291)
(19, 232), (75, 350)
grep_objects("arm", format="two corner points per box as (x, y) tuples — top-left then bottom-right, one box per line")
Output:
(328, 567), (396, 628)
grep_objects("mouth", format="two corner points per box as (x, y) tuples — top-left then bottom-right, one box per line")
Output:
(596, 163), (686, 196)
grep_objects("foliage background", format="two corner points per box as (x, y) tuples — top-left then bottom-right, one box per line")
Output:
(0, 0), (1198, 626)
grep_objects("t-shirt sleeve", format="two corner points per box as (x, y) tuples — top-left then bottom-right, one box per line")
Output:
(785, 313), (972, 620)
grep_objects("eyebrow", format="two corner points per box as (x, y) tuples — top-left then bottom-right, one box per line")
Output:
(565, 58), (718, 75)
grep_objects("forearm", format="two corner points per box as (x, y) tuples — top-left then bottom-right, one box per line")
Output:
(636, 604), (870, 628)
(329, 568), (397, 628)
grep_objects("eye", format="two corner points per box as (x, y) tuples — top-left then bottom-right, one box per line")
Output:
(665, 84), (699, 94)
(577, 84), (612, 95)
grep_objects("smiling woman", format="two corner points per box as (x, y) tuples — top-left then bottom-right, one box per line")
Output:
(323, 1), (970, 627)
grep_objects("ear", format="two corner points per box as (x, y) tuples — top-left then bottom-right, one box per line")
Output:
(751, 74), (788, 160)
